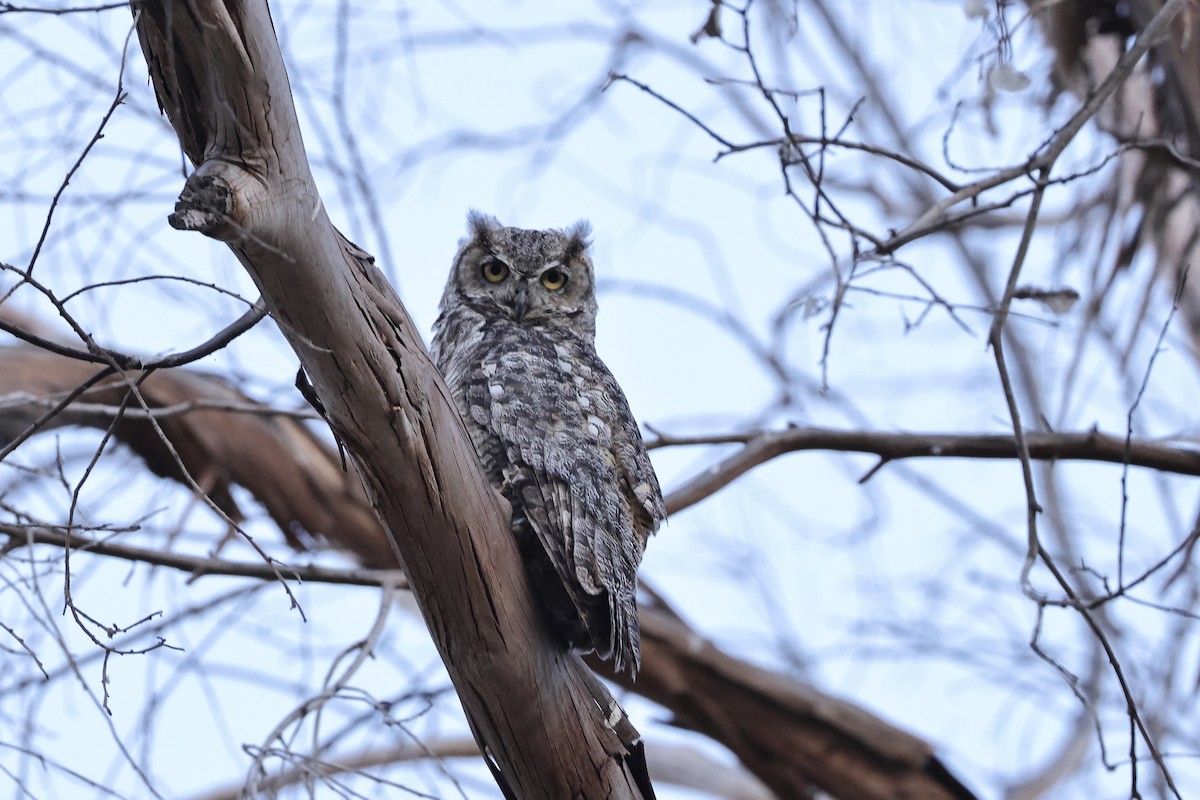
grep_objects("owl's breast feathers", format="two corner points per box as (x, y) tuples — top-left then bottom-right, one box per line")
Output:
(431, 311), (664, 674)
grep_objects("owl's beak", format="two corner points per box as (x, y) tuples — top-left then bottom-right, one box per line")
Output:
(512, 286), (530, 321)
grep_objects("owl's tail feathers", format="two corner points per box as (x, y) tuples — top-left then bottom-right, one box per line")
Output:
(567, 550), (639, 675)
(561, 576), (641, 677)
(584, 588), (640, 678)
(514, 479), (643, 676)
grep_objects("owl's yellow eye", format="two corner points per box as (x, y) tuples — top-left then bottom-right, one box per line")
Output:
(540, 267), (567, 291)
(481, 259), (509, 283)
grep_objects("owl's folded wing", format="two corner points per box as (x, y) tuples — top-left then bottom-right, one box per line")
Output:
(489, 396), (646, 673)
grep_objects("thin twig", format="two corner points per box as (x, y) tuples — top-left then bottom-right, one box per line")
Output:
(0, 523), (405, 589)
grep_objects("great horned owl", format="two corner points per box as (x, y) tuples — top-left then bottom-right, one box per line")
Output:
(430, 211), (665, 675)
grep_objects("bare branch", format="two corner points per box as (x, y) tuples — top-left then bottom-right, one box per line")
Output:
(0, 523), (402, 588)
(652, 426), (1200, 515)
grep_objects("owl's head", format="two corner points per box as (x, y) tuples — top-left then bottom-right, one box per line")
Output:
(443, 211), (598, 339)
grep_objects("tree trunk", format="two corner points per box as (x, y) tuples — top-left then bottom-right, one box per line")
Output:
(132, 2), (651, 797)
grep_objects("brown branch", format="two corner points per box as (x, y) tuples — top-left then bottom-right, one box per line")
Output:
(0, 344), (393, 564)
(716, 134), (964, 191)
(590, 610), (978, 800)
(652, 426), (1200, 515)
(619, 0), (1189, 266)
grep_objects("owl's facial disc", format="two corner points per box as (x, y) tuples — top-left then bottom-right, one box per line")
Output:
(457, 226), (591, 327)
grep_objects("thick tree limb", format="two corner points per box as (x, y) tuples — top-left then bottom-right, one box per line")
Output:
(591, 612), (978, 800)
(130, 2), (651, 798)
(0, 344), (392, 562)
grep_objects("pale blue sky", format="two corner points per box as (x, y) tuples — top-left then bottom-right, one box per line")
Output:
(1, 2), (1197, 798)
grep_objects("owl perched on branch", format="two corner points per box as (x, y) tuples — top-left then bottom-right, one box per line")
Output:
(431, 212), (665, 675)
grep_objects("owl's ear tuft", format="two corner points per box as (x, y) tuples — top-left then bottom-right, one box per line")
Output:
(564, 220), (592, 261)
(466, 210), (502, 248)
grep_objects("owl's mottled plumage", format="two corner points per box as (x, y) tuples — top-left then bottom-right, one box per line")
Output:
(430, 211), (664, 675)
